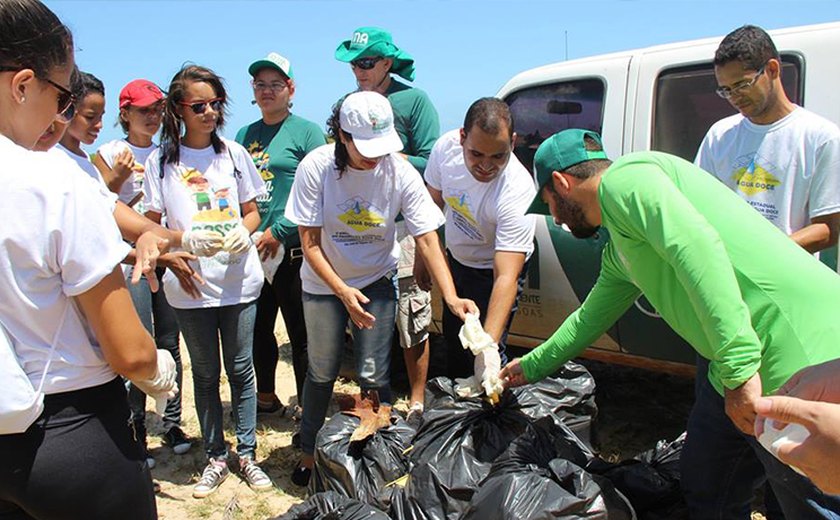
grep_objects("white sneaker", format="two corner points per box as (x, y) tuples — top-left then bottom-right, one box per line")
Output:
(239, 456), (272, 492)
(193, 459), (229, 498)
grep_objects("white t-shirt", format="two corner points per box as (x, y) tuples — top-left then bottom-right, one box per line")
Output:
(144, 138), (266, 309)
(0, 134), (131, 395)
(696, 106), (840, 235)
(425, 129), (536, 269)
(285, 144), (445, 295)
(56, 143), (106, 187)
(97, 139), (156, 212)
(44, 146), (119, 209)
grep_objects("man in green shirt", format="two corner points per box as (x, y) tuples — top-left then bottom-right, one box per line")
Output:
(236, 52), (326, 422)
(335, 27), (441, 419)
(500, 128), (840, 518)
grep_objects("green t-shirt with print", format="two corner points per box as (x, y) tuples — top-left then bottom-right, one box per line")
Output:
(521, 151), (840, 395)
(235, 113), (326, 249)
(385, 79), (440, 174)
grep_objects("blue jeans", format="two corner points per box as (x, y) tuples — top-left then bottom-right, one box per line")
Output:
(681, 363), (840, 519)
(125, 267), (184, 431)
(299, 275), (397, 455)
(442, 251), (527, 379)
(174, 302), (258, 460)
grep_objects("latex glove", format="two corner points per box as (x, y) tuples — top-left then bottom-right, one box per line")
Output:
(458, 313), (494, 355)
(131, 349), (178, 413)
(182, 229), (224, 257)
(223, 224), (252, 255)
(455, 376), (482, 398)
(757, 416), (810, 476)
(475, 348), (504, 403)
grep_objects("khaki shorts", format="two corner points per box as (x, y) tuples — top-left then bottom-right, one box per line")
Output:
(396, 277), (431, 349)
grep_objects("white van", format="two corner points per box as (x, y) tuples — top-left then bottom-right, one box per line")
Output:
(433, 22), (840, 375)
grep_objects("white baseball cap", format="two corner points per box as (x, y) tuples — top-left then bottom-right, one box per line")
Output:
(339, 91), (403, 158)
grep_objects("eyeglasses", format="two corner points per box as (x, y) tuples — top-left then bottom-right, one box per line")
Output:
(178, 98), (224, 114)
(351, 56), (384, 70)
(0, 65), (76, 119)
(251, 80), (288, 92)
(715, 66), (766, 99)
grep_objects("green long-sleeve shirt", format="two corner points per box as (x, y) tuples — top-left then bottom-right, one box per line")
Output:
(522, 151), (840, 395)
(235, 114), (326, 248)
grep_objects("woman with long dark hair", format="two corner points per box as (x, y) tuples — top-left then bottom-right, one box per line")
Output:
(144, 64), (272, 498)
(0, 1), (175, 517)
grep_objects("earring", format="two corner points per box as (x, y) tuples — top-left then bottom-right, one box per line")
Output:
(20, 96), (25, 103)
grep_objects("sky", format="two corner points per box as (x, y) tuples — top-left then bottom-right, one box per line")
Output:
(45, 0), (840, 150)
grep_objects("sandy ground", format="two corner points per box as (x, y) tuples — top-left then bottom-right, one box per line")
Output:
(143, 319), (765, 519)
(148, 318), (308, 520)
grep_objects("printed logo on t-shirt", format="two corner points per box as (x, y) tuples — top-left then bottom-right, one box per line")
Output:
(445, 192), (484, 241)
(730, 154), (782, 196)
(179, 168), (244, 265)
(246, 141), (273, 206)
(337, 196), (385, 232)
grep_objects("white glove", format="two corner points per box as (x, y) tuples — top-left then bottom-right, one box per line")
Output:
(458, 313), (494, 355)
(182, 229), (224, 256)
(131, 349), (178, 412)
(475, 348), (504, 402)
(223, 224), (252, 255)
(758, 417), (810, 476)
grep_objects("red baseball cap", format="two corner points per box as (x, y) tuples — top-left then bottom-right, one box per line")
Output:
(119, 79), (164, 108)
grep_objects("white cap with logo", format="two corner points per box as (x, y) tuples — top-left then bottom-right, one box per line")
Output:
(339, 91), (404, 158)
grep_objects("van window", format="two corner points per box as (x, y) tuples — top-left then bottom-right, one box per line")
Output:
(505, 78), (606, 172)
(653, 56), (802, 161)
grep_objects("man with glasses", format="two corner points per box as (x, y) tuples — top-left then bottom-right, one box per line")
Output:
(692, 24), (840, 519)
(335, 27), (440, 422)
(236, 53), (326, 428)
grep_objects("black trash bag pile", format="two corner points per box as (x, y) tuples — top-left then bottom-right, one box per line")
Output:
(310, 410), (416, 503)
(460, 418), (634, 520)
(510, 360), (598, 449)
(587, 432), (686, 519)
(378, 376), (601, 520)
(274, 490), (390, 520)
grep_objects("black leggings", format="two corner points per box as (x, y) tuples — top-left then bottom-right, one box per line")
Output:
(253, 251), (308, 401)
(0, 378), (156, 520)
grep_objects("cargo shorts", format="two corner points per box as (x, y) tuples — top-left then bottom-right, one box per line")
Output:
(396, 277), (431, 349)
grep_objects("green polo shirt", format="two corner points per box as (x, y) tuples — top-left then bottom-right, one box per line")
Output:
(521, 151), (840, 395)
(235, 113), (326, 248)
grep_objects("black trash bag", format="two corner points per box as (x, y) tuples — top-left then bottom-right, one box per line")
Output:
(511, 361), (599, 449)
(461, 418), (634, 520)
(401, 381), (596, 520)
(587, 433), (686, 519)
(310, 411), (415, 503)
(274, 491), (390, 520)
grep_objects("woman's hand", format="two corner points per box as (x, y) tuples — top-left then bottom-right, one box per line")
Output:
(158, 251), (204, 299)
(337, 285), (376, 329)
(132, 232), (169, 291)
(111, 148), (136, 187)
(255, 228), (282, 261)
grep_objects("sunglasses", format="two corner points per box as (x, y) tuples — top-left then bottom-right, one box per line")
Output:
(351, 56), (384, 70)
(178, 98), (224, 115)
(0, 65), (76, 119)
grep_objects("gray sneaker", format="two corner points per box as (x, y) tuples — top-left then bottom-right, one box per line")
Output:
(192, 459), (229, 498)
(239, 456), (272, 492)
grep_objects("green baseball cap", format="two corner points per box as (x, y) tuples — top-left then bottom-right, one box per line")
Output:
(248, 52), (294, 79)
(527, 129), (608, 215)
(334, 26), (416, 82)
